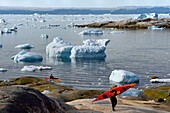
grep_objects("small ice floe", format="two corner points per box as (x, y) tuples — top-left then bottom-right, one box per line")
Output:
(15, 43), (34, 49)
(0, 18), (6, 23)
(39, 19), (46, 23)
(0, 68), (7, 72)
(150, 78), (170, 83)
(10, 26), (17, 32)
(21, 65), (52, 72)
(148, 26), (164, 30)
(21, 65), (37, 72)
(40, 34), (49, 39)
(137, 13), (158, 20)
(66, 22), (74, 28)
(12, 50), (43, 63)
(79, 29), (104, 36)
(0, 42), (2, 48)
(120, 88), (143, 97)
(109, 70), (139, 84)
(41, 90), (50, 95)
(110, 31), (124, 34)
(2, 28), (12, 34)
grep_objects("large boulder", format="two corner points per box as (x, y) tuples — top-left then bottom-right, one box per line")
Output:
(0, 86), (67, 113)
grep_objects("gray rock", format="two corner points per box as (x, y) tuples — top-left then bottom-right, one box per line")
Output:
(0, 86), (67, 113)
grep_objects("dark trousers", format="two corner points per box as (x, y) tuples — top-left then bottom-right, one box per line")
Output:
(110, 96), (117, 111)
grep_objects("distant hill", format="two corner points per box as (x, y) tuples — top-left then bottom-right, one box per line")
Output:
(0, 6), (170, 14)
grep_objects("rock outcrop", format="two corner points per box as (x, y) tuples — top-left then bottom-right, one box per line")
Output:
(76, 18), (170, 29)
(0, 86), (69, 113)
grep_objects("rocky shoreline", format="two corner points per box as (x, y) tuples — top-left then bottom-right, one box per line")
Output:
(0, 76), (169, 113)
(76, 18), (170, 29)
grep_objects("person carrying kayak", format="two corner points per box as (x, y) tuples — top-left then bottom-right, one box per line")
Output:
(110, 85), (118, 111)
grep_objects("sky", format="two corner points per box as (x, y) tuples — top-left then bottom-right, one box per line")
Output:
(0, 0), (170, 8)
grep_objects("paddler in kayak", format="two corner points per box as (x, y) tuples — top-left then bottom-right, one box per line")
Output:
(50, 74), (55, 79)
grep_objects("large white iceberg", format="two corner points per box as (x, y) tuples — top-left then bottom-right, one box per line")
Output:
(46, 37), (110, 59)
(15, 43), (34, 49)
(120, 88), (143, 97)
(12, 50), (43, 62)
(109, 70), (139, 84)
(46, 37), (74, 58)
(79, 29), (104, 35)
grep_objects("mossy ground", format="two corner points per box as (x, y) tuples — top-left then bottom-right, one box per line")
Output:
(141, 85), (170, 103)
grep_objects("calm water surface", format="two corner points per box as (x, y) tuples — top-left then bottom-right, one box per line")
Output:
(0, 14), (170, 90)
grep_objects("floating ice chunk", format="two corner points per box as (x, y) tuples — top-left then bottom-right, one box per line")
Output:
(46, 37), (74, 58)
(21, 65), (37, 72)
(36, 66), (52, 70)
(137, 13), (158, 19)
(2, 28), (12, 33)
(41, 90), (50, 95)
(83, 39), (110, 47)
(148, 26), (164, 30)
(110, 31), (124, 34)
(46, 37), (110, 59)
(109, 70), (139, 84)
(0, 68), (7, 72)
(13, 50), (43, 62)
(15, 43), (34, 49)
(21, 65), (52, 72)
(10, 26), (17, 32)
(0, 42), (2, 48)
(150, 78), (170, 83)
(0, 19), (5, 23)
(120, 88), (143, 97)
(40, 34), (48, 39)
(79, 29), (104, 35)
(70, 45), (107, 59)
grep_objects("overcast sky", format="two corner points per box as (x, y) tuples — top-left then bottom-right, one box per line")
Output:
(0, 0), (170, 8)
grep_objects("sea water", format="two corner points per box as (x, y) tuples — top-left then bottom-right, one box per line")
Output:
(0, 14), (170, 90)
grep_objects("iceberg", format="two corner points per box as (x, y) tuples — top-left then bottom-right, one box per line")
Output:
(21, 65), (52, 72)
(0, 42), (2, 48)
(40, 34), (49, 39)
(109, 70), (139, 84)
(137, 13), (158, 20)
(120, 88), (143, 97)
(0, 68), (7, 72)
(83, 39), (110, 47)
(150, 78), (170, 83)
(15, 43), (34, 49)
(46, 37), (110, 59)
(12, 50), (43, 62)
(148, 26), (164, 30)
(21, 65), (37, 72)
(46, 37), (74, 58)
(79, 29), (104, 35)
(2, 28), (12, 34)
(71, 39), (110, 59)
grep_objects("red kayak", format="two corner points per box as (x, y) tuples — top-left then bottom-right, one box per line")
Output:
(93, 83), (136, 102)
(45, 77), (61, 83)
